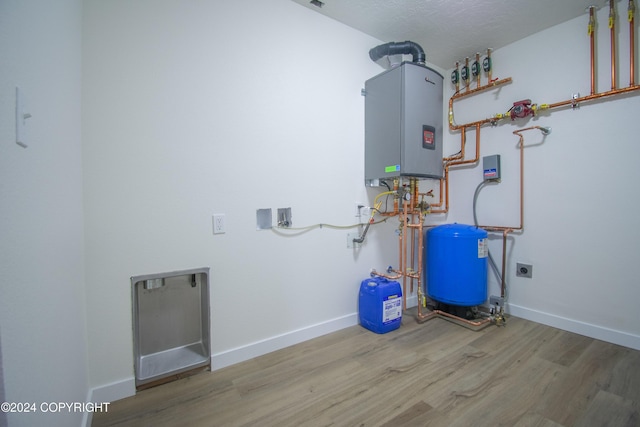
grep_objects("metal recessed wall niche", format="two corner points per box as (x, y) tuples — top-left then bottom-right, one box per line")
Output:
(131, 267), (210, 389)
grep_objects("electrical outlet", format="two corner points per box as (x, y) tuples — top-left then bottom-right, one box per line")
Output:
(213, 214), (226, 234)
(516, 262), (532, 278)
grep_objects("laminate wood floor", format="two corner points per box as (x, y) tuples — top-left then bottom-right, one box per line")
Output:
(93, 311), (640, 426)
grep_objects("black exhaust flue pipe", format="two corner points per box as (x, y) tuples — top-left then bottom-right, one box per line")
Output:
(368, 41), (426, 65)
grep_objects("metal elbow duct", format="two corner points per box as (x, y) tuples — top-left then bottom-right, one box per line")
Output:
(369, 41), (426, 65)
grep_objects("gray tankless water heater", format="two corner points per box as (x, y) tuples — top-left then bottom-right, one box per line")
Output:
(364, 62), (444, 185)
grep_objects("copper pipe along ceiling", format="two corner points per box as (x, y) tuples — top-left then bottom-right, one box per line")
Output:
(610, 0), (617, 89)
(630, 0), (636, 86)
(588, 6), (597, 94)
(545, 2), (640, 109)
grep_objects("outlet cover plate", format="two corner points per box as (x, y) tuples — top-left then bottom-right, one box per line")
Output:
(213, 214), (226, 234)
(516, 262), (533, 278)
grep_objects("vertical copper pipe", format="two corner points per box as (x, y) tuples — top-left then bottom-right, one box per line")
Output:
(447, 124), (481, 168)
(393, 178), (399, 214)
(486, 48), (492, 84)
(444, 165), (450, 212)
(398, 218), (403, 275)
(416, 218), (423, 309)
(465, 57), (470, 92)
(460, 127), (467, 159)
(417, 219), (423, 284)
(610, 0), (617, 89)
(475, 52), (481, 88)
(501, 230), (510, 299)
(402, 200), (408, 309)
(589, 6), (597, 94)
(410, 213), (415, 294)
(416, 220), (436, 322)
(410, 178), (418, 294)
(444, 127), (466, 162)
(430, 125), (481, 214)
(398, 205), (405, 309)
(518, 132), (524, 229)
(630, 0), (636, 86)
(442, 127), (466, 161)
(429, 178), (444, 209)
(409, 178), (417, 211)
(455, 61), (460, 93)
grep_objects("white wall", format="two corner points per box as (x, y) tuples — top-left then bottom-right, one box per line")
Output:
(0, 1), (89, 426)
(440, 6), (640, 349)
(82, 0), (399, 397)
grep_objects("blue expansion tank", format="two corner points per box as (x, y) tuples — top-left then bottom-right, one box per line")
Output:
(426, 223), (488, 306)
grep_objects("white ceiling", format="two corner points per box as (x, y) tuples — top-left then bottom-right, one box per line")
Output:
(290, 0), (601, 69)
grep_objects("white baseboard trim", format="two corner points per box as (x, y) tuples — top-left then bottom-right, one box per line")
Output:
(211, 313), (358, 371)
(82, 377), (135, 426)
(508, 303), (640, 351)
(90, 377), (135, 402)
(405, 295), (418, 309)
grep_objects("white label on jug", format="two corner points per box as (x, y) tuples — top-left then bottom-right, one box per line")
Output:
(478, 238), (488, 258)
(382, 297), (402, 324)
